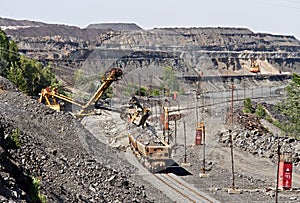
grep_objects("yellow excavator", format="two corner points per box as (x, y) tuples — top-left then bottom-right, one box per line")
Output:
(38, 86), (83, 111)
(249, 58), (260, 73)
(38, 67), (123, 115)
(127, 96), (151, 127)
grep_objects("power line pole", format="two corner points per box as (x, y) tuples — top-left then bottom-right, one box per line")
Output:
(184, 121), (187, 164)
(230, 81), (235, 189)
(275, 135), (281, 203)
(229, 130), (235, 190)
(228, 80), (240, 194)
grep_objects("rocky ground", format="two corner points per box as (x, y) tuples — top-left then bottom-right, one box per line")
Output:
(80, 94), (300, 202)
(1, 71), (300, 203)
(0, 76), (171, 202)
(219, 112), (300, 168)
(172, 104), (300, 203)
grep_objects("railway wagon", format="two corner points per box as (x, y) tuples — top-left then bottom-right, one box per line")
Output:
(128, 130), (171, 173)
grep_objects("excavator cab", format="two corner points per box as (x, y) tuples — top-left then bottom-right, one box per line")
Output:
(38, 86), (63, 111)
(127, 96), (151, 127)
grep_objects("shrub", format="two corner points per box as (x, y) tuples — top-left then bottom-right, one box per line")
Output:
(255, 104), (266, 118)
(30, 176), (46, 203)
(243, 98), (254, 113)
(6, 128), (21, 149)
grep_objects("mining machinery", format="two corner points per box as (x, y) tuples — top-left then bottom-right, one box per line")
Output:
(38, 67), (123, 115)
(249, 58), (260, 73)
(127, 96), (151, 127)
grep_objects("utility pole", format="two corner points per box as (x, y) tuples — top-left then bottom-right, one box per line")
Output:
(228, 80), (240, 194)
(174, 119), (177, 146)
(184, 121), (187, 163)
(230, 81), (235, 189)
(231, 81), (234, 125)
(138, 73), (141, 98)
(195, 93), (199, 124)
(181, 121), (190, 167)
(199, 123), (209, 178)
(202, 125), (206, 173)
(229, 130), (235, 190)
(275, 135), (281, 203)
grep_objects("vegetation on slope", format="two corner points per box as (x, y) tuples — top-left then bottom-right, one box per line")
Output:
(276, 73), (300, 138)
(0, 29), (57, 96)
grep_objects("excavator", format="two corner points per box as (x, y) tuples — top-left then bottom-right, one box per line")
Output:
(38, 86), (83, 111)
(127, 96), (151, 127)
(249, 58), (260, 73)
(38, 67), (123, 115)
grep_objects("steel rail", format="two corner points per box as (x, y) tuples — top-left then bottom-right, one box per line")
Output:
(154, 174), (197, 203)
(166, 173), (214, 203)
(154, 173), (214, 203)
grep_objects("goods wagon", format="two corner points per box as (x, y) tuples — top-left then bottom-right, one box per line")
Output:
(128, 126), (171, 173)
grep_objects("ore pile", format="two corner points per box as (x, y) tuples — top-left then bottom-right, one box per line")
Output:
(218, 113), (300, 168)
(0, 76), (151, 202)
(127, 125), (164, 146)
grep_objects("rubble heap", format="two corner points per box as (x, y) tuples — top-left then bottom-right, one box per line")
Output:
(0, 76), (152, 202)
(218, 112), (300, 168)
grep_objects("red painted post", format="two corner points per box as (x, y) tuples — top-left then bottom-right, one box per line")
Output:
(195, 122), (204, 145)
(278, 152), (293, 190)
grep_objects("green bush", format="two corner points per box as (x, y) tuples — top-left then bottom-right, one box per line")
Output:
(243, 98), (254, 113)
(151, 89), (160, 96)
(255, 104), (266, 118)
(6, 128), (21, 149)
(135, 86), (147, 96)
(30, 176), (46, 203)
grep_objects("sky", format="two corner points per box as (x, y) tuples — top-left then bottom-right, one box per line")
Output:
(1, 0), (300, 39)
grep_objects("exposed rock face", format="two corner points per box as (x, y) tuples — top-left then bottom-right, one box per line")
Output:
(1, 17), (300, 79)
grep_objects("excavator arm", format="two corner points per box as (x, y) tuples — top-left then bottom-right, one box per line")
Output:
(78, 67), (122, 115)
(38, 67), (123, 115)
(38, 87), (84, 111)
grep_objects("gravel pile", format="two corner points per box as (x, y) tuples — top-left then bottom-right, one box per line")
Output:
(218, 112), (300, 169)
(0, 76), (154, 202)
(175, 108), (300, 203)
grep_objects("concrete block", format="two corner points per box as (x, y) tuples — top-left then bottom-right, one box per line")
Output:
(181, 163), (191, 167)
(228, 188), (242, 194)
(199, 173), (210, 178)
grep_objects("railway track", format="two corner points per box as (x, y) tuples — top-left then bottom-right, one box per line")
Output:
(154, 173), (220, 203)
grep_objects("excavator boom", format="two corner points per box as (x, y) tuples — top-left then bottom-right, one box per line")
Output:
(38, 67), (123, 115)
(78, 67), (122, 115)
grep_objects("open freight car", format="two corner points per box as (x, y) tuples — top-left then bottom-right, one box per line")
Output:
(128, 127), (171, 173)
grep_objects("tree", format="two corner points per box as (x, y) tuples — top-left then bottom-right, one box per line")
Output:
(7, 62), (27, 93)
(277, 73), (300, 137)
(162, 66), (179, 92)
(0, 29), (9, 61)
(0, 29), (20, 77)
(1, 29), (56, 96)
(8, 40), (20, 65)
(7, 55), (56, 96)
(0, 29), (11, 77)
